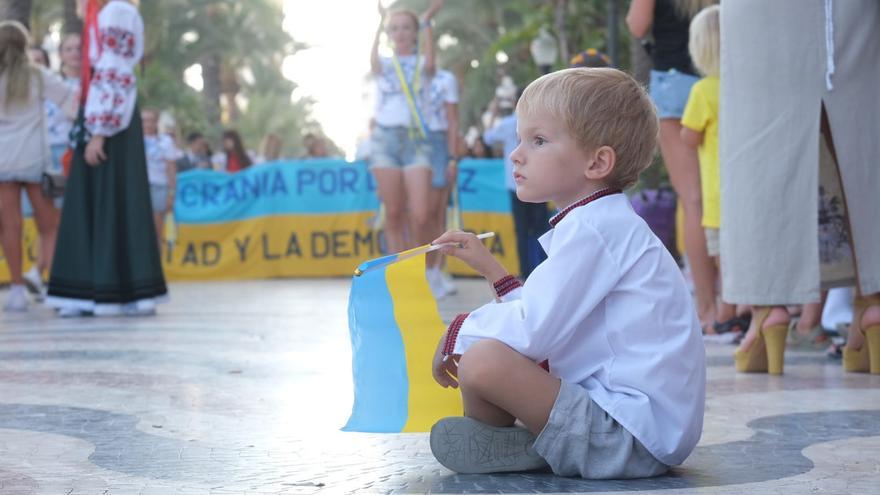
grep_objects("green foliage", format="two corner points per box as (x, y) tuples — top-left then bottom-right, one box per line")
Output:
(138, 63), (208, 136)
(387, 0), (666, 188)
(390, 0), (634, 130)
(25, 0), (332, 154)
(138, 0), (319, 151)
(234, 91), (316, 158)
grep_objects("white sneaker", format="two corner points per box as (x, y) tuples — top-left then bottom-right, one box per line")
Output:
(124, 299), (156, 317)
(3, 285), (28, 312)
(426, 268), (448, 300)
(23, 266), (46, 301)
(439, 270), (458, 296)
(58, 307), (86, 318)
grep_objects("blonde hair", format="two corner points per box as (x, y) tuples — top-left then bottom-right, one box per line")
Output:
(0, 20), (36, 109)
(674, 0), (717, 19)
(688, 5), (720, 77)
(517, 68), (659, 190)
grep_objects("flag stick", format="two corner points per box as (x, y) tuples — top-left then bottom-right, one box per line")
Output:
(354, 232), (496, 276)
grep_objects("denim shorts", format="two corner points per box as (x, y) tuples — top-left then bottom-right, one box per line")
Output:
(370, 125), (430, 170)
(150, 184), (169, 214)
(427, 130), (450, 189)
(649, 69), (699, 120)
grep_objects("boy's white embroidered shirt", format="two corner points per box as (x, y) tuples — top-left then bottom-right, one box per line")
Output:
(453, 193), (706, 466)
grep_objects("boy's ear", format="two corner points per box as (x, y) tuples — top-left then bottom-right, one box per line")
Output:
(584, 145), (616, 181)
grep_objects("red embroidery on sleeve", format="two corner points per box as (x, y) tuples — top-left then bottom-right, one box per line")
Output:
(493, 275), (523, 298)
(443, 313), (470, 357)
(100, 26), (136, 58)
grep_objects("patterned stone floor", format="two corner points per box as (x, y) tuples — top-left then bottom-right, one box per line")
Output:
(0, 279), (878, 494)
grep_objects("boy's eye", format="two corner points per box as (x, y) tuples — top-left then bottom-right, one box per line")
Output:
(533, 137), (546, 146)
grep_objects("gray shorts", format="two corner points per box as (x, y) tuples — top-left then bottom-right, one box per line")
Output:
(705, 227), (720, 257)
(533, 381), (668, 479)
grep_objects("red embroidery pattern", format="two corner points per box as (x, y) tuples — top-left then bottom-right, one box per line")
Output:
(549, 188), (622, 227)
(85, 111), (122, 130)
(493, 275), (522, 298)
(101, 26), (137, 58)
(86, 66), (135, 133)
(442, 313), (470, 357)
(91, 68), (135, 91)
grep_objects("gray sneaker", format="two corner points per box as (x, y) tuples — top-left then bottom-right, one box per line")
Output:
(430, 417), (549, 474)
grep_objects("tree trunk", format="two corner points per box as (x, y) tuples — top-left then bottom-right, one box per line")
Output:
(554, 0), (569, 66)
(629, 34), (652, 86)
(63, 0), (82, 34)
(607, 0), (620, 67)
(201, 53), (223, 135)
(1, 0), (33, 28)
(220, 62), (241, 122)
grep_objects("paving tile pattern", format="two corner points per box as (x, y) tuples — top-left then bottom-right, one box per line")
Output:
(0, 280), (878, 494)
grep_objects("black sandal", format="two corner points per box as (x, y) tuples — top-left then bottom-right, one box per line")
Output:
(712, 316), (749, 335)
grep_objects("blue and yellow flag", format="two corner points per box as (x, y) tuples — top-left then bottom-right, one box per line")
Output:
(343, 248), (463, 432)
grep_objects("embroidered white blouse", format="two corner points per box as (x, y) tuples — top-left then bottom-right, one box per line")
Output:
(84, 0), (143, 137)
(373, 54), (425, 128)
(451, 193), (706, 466)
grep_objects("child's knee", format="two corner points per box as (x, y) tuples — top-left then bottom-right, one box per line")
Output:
(458, 339), (513, 391)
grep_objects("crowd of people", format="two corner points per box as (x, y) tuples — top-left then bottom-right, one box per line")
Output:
(626, 0), (879, 374)
(1, 0), (877, 379)
(0, 0), (878, 485)
(0, 0), (339, 314)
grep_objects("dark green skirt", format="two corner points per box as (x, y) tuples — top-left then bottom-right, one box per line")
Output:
(47, 106), (167, 306)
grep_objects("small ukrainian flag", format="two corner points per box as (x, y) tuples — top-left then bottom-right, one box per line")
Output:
(343, 247), (463, 432)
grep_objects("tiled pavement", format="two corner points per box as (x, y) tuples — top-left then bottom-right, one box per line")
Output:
(0, 279), (878, 494)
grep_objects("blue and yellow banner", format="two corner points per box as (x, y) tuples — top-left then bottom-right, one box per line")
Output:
(1, 159), (520, 282)
(164, 158), (519, 280)
(344, 249), (462, 432)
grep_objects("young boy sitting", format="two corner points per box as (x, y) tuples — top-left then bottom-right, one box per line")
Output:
(430, 68), (706, 479)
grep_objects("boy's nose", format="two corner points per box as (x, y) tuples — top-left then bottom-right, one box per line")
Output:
(509, 143), (523, 166)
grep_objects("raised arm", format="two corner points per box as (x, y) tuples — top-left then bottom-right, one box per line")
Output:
(626, 0), (655, 39)
(421, 0), (443, 77)
(370, 0), (386, 75)
(444, 72), (460, 157)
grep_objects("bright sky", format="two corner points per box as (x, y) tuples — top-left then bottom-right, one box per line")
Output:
(282, 0), (385, 159)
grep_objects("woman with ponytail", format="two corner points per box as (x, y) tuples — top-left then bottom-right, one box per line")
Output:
(46, 0), (167, 317)
(0, 21), (77, 312)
